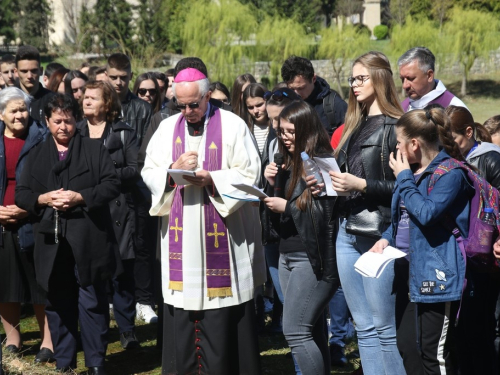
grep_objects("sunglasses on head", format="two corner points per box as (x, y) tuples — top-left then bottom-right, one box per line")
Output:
(137, 88), (157, 96)
(263, 90), (294, 102)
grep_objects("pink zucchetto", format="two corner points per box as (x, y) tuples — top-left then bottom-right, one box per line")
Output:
(173, 68), (207, 83)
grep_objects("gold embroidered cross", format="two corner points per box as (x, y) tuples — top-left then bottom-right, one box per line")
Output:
(207, 223), (225, 248)
(170, 217), (182, 242)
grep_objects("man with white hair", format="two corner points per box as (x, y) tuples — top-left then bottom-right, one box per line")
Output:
(398, 47), (467, 111)
(141, 68), (265, 374)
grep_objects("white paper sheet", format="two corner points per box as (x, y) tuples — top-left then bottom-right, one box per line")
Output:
(230, 183), (268, 198)
(354, 246), (407, 278)
(166, 169), (197, 186)
(312, 157), (349, 196)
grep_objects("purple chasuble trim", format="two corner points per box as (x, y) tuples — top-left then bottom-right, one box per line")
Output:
(168, 109), (232, 297)
(402, 90), (455, 112)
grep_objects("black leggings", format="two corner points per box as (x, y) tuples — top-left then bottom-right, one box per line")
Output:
(395, 261), (459, 375)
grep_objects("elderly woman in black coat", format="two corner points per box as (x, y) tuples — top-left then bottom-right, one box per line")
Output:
(0, 87), (51, 362)
(15, 94), (120, 375)
(77, 80), (140, 349)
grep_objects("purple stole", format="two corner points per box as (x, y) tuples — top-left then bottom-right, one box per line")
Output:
(401, 90), (455, 112)
(168, 108), (232, 298)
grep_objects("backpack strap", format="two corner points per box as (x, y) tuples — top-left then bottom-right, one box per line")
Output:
(323, 90), (337, 132)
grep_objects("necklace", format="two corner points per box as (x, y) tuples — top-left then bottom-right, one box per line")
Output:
(88, 122), (106, 138)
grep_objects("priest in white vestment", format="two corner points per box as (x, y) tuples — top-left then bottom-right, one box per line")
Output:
(141, 68), (265, 374)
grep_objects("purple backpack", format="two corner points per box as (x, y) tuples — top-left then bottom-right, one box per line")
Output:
(428, 158), (500, 272)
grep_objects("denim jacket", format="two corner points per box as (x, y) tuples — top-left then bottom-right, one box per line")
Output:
(382, 150), (474, 303)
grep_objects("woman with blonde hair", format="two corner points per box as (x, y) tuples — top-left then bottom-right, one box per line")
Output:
(329, 51), (406, 374)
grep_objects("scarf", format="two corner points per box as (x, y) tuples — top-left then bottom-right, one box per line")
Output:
(168, 108), (232, 298)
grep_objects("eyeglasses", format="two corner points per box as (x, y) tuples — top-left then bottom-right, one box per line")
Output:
(263, 90), (296, 102)
(175, 97), (202, 110)
(137, 88), (157, 96)
(278, 129), (295, 138)
(347, 75), (370, 87)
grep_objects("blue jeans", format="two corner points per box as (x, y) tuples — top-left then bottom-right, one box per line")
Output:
(265, 243), (284, 304)
(279, 251), (337, 375)
(337, 219), (405, 375)
(328, 286), (350, 347)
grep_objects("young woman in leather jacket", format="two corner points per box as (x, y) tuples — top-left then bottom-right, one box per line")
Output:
(329, 51), (406, 375)
(263, 100), (339, 375)
(446, 105), (500, 375)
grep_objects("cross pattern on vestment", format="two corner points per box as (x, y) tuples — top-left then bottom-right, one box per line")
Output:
(170, 217), (182, 242)
(207, 223), (225, 248)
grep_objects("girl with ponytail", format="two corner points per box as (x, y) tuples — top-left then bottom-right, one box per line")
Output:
(369, 107), (474, 374)
(446, 105), (500, 375)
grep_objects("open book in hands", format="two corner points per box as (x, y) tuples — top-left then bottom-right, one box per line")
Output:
(354, 246), (407, 278)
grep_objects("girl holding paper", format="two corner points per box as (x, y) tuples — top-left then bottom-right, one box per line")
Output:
(328, 51), (406, 375)
(263, 100), (339, 375)
(369, 107), (473, 374)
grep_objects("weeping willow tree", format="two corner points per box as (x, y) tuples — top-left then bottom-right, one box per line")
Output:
(444, 8), (500, 96)
(390, 16), (441, 66)
(317, 24), (370, 99)
(182, 0), (258, 87)
(255, 17), (315, 87)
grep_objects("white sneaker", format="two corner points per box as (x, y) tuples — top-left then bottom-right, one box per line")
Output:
(109, 303), (115, 320)
(136, 303), (158, 323)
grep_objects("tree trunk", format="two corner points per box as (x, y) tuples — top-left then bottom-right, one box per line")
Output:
(334, 67), (344, 99)
(461, 70), (467, 97)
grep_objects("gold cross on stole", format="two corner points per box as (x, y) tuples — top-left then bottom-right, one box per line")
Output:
(170, 217), (182, 242)
(207, 223), (225, 248)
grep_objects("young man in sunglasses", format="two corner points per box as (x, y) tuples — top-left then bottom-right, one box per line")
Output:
(281, 55), (347, 137)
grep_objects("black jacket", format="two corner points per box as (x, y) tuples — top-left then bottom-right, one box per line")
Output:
(77, 120), (140, 260)
(121, 91), (152, 147)
(336, 116), (398, 224)
(260, 129), (280, 244)
(15, 132), (121, 291)
(29, 86), (56, 126)
(305, 76), (347, 137)
(468, 151), (500, 191)
(286, 178), (339, 284)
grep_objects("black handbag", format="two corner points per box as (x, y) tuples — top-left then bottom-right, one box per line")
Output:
(345, 205), (385, 240)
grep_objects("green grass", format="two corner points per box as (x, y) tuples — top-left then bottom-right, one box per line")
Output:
(2, 313), (360, 375)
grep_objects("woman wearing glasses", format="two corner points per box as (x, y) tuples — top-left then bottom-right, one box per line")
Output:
(263, 100), (339, 375)
(329, 51), (406, 374)
(133, 72), (161, 113)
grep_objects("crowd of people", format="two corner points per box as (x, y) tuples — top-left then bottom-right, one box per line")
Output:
(0, 43), (499, 375)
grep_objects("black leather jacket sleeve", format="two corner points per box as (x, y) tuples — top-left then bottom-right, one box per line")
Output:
(469, 150), (500, 191)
